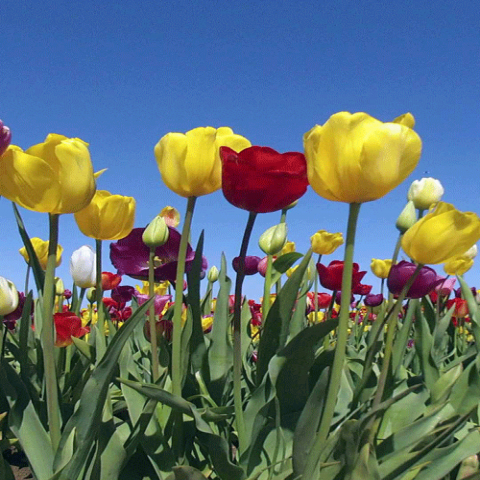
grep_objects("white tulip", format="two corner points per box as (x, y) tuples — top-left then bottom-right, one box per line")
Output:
(407, 177), (444, 210)
(70, 246), (97, 288)
(0, 276), (19, 316)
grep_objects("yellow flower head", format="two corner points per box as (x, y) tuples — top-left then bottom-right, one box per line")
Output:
(443, 255), (474, 276)
(370, 259), (392, 279)
(304, 112), (422, 203)
(310, 230), (344, 255)
(286, 265), (299, 278)
(0, 135), (96, 214)
(19, 237), (63, 270)
(280, 241), (296, 255)
(402, 202), (480, 264)
(154, 126), (251, 197)
(135, 281), (169, 296)
(307, 311), (325, 324)
(74, 190), (136, 240)
(160, 206), (181, 228)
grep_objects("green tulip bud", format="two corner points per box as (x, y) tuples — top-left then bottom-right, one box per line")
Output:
(54, 277), (65, 296)
(86, 287), (96, 303)
(395, 200), (417, 234)
(259, 223), (288, 255)
(142, 215), (170, 248)
(207, 266), (219, 283)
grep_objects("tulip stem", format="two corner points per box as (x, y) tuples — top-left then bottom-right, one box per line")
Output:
(42, 213), (62, 451)
(171, 196), (197, 461)
(24, 265), (30, 295)
(314, 254), (322, 322)
(262, 255), (273, 320)
(302, 202), (361, 479)
(148, 247), (159, 382)
(95, 239), (106, 360)
(391, 233), (403, 266)
(234, 211), (257, 457)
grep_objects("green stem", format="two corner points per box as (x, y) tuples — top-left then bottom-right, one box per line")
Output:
(233, 211), (257, 457)
(24, 265), (30, 295)
(95, 239), (106, 360)
(391, 233), (402, 266)
(262, 255), (273, 320)
(302, 202), (361, 479)
(314, 254), (322, 322)
(148, 247), (159, 382)
(41, 213), (62, 450)
(74, 288), (86, 316)
(172, 196), (196, 396)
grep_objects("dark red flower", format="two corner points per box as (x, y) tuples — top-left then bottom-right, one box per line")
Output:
(446, 298), (469, 318)
(387, 261), (441, 299)
(306, 292), (332, 312)
(232, 256), (261, 275)
(352, 283), (372, 296)
(54, 312), (90, 347)
(220, 146), (308, 213)
(0, 120), (12, 157)
(316, 261), (366, 292)
(110, 227), (196, 283)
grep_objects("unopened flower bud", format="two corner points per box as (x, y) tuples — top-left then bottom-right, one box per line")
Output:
(160, 206), (180, 227)
(395, 201), (417, 234)
(55, 277), (65, 296)
(143, 215), (170, 248)
(207, 266), (219, 283)
(0, 276), (19, 316)
(0, 120), (12, 157)
(407, 177), (444, 211)
(86, 287), (96, 303)
(259, 223), (288, 255)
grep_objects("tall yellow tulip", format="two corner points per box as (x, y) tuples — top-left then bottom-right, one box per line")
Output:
(154, 126), (251, 197)
(370, 259), (392, 279)
(304, 112), (422, 203)
(0, 134), (96, 213)
(402, 202), (480, 264)
(19, 238), (63, 270)
(74, 190), (136, 240)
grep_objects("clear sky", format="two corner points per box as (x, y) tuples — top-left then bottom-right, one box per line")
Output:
(1, 0), (479, 301)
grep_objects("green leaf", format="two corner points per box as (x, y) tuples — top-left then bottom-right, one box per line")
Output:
(50, 298), (153, 480)
(168, 466), (209, 480)
(269, 252), (304, 283)
(458, 275), (480, 349)
(256, 250), (312, 385)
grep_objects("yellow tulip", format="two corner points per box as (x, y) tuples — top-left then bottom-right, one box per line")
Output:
(310, 230), (344, 255)
(370, 259), (392, 279)
(443, 255), (474, 276)
(19, 238), (63, 270)
(304, 112), (422, 203)
(402, 202), (480, 264)
(0, 134), (96, 213)
(280, 241), (296, 255)
(154, 126), (251, 197)
(74, 190), (136, 240)
(136, 281), (169, 296)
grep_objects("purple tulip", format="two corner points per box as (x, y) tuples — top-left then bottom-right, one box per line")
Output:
(364, 293), (384, 307)
(110, 227), (195, 283)
(112, 285), (136, 304)
(135, 293), (171, 316)
(387, 261), (442, 299)
(0, 120), (11, 157)
(232, 256), (261, 276)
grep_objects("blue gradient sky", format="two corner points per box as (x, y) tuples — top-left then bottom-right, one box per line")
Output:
(1, 0), (479, 300)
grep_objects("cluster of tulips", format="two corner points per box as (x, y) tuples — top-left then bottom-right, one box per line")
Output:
(1, 112), (480, 480)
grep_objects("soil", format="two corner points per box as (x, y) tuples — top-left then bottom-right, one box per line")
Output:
(3, 447), (34, 479)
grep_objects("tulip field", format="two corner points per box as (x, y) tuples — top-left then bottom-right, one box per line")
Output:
(2, 115), (480, 480)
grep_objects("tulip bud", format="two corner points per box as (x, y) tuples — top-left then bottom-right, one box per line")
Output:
(86, 287), (96, 303)
(407, 177), (444, 211)
(70, 245), (97, 288)
(55, 277), (65, 296)
(159, 206), (180, 228)
(0, 276), (19, 316)
(259, 224), (288, 255)
(142, 215), (170, 248)
(207, 266), (219, 283)
(395, 201), (417, 233)
(0, 120), (12, 157)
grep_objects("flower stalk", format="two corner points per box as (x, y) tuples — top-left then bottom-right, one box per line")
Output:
(148, 247), (160, 382)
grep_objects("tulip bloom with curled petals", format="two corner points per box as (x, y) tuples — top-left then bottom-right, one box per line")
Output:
(0, 134), (96, 213)
(370, 259), (392, 279)
(316, 260), (366, 291)
(0, 120), (12, 157)
(75, 190), (136, 240)
(402, 202), (480, 265)
(154, 127), (251, 198)
(310, 230), (344, 255)
(54, 312), (90, 347)
(19, 238), (63, 270)
(220, 146), (309, 213)
(387, 261), (441, 299)
(304, 112), (422, 203)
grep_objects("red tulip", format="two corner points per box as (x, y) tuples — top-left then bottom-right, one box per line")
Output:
(220, 146), (308, 213)
(101, 272), (122, 291)
(316, 261), (366, 291)
(54, 312), (90, 347)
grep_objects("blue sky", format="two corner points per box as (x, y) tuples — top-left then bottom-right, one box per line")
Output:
(1, 0), (479, 300)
